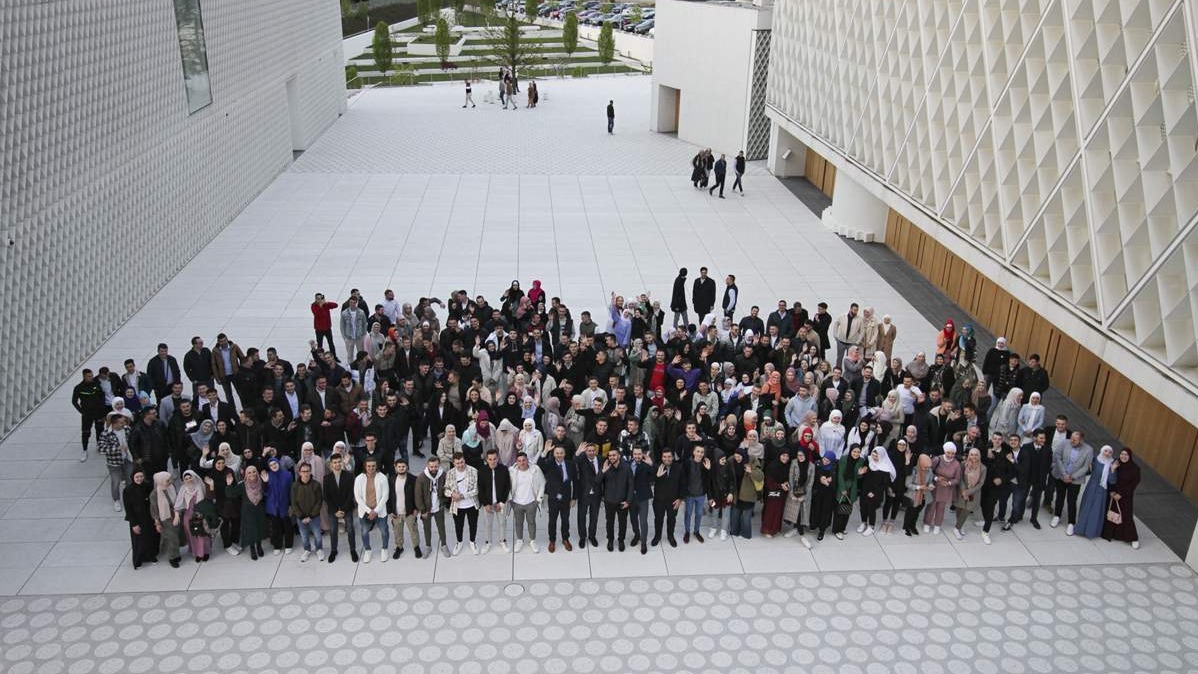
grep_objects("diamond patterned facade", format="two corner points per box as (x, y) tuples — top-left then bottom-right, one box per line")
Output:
(747, 29), (773, 160)
(0, 0), (346, 436)
(767, 0), (1198, 384)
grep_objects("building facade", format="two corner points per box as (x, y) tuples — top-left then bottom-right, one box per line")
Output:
(765, 0), (1198, 497)
(0, 0), (346, 436)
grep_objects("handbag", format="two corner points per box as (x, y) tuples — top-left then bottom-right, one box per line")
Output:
(835, 501), (853, 517)
(765, 490), (782, 499)
(188, 512), (207, 537)
(1106, 501), (1122, 525)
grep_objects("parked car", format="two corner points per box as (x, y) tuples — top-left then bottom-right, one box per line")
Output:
(634, 18), (654, 33)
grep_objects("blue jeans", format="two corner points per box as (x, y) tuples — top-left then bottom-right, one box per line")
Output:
(683, 495), (706, 534)
(360, 514), (390, 550)
(296, 517), (323, 551)
(728, 504), (753, 539)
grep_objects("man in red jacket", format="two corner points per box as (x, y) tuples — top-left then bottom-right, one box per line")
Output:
(311, 293), (339, 360)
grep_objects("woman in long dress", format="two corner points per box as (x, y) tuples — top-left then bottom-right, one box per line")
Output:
(150, 471), (182, 568)
(174, 469), (212, 562)
(783, 447), (811, 547)
(1075, 445), (1115, 538)
(857, 447), (894, 536)
(832, 445), (865, 539)
(808, 451), (837, 541)
(923, 443), (961, 533)
(760, 451), (791, 537)
(1102, 447), (1141, 548)
(227, 465), (267, 560)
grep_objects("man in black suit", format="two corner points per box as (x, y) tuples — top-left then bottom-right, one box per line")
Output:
(323, 452), (358, 563)
(1022, 429), (1054, 529)
(183, 336), (214, 402)
(539, 445), (576, 553)
(708, 153), (727, 198)
(146, 343), (182, 401)
(597, 448), (634, 551)
(201, 388), (238, 428)
(652, 450), (684, 547)
(628, 446), (654, 554)
(670, 268), (689, 328)
(574, 442), (603, 549)
(691, 267), (717, 321)
(305, 375), (342, 419)
(766, 300), (791, 338)
(1004, 433), (1033, 530)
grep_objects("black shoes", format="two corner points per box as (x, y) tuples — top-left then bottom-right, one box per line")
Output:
(393, 548), (402, 559)
(350, 550), (360, 563)
(327, 551), (337, 563)
(169, 558), (181, 568)
(589, 536), (599, 548)
(1031, 520), (1041, 530)
(651, 537), (660, 547)
(630, 536), (640, 547)
(578, 538), (586, 550)
(618, 540), (625, 552)
(695, 532), (705, 543)
(641, 543), (647, 554)
(683, 532), (690, 544)
(607, 540), (614, 552)
(668, 537), (677, 548)
(415, 547), (423, 559)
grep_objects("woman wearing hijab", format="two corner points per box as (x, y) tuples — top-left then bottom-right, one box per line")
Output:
(173, 470), (214, 562)
(846, 419), (877, 454)
(990, 388), (1024, 439)
(902, 453), (933, 536)
(817, 410), (846, 459)
(907, 352), (930, 384)
(705, 451), (734, 540)
(832, 444), (866, 539)
(809, 451), (837, 541)
(541, 396), (563, 439)
(437, 424), (465, 465)
(923, 443), (961, 533)
(1075, 445), (1116, 539)
(761, 450), (792, 537)
(857, 447), (895, 536)
(149, 471), (182, 567)
(517, 418), (545, 464)
(936, 319), (957, 362)
(462, 411), (496, 470)
(202, 452), (239, 551)
(1102, 447), (1141, 548)
(263, 458), (294, 554)
(227, 465), (267, 559)
(188, 419), (216, 467)
(739, 430), (765, 463)
(880, 437), (910, 534)
(952, 448), (987, 540)
(841, 346), (865, 386)
(728, 445), (764, 540)
(956, 323), (977, 365)
(783, 447), (811, 546)
(122, 468), (158, 568)
(1017, 391), (1045, 442)
(493, 418), (520, 466)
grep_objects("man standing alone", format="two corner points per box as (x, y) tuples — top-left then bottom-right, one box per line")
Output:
(606, 100), (615, 134)
(670, 268), (689, 328)
(722, 275), (738, 320)
(732, 150), (746, 195)
(709, 153), (727, 198)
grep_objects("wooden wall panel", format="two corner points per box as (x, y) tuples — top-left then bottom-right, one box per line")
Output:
(1010, 302), (1034, 354)
(1066, 345), (1102, 409)
(1095, 368), (1131, 438)
(822, 163), (837, 198)
(1025, 314), (1051, 362)
(1181, 435), (1198, 502)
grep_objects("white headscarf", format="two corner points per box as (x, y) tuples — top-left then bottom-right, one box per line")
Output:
(1096, 445), (1115, 487)
(868, 446), (897, 481)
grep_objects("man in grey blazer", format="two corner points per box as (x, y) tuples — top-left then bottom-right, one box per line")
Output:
(1050, 431), (1094, 535)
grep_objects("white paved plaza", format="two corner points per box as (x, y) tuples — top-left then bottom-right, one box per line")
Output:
(1, 77), (1195, 672)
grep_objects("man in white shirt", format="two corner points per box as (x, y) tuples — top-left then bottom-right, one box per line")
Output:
(895, 374), (924, 416)
(509, 452), (545, 552)
(389, 458), (420, 559)
(353, 457), (390, 563)
(381, 289), (401, 324)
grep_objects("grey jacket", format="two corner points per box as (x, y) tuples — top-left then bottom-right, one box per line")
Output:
(1051, 442), (1094, 482)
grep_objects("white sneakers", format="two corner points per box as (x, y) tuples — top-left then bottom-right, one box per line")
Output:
(856, 523), (867, 533)
(1066, 524), (1075, 536)
(481, 543), (492, 555)
(800, 536), (812, 549)
(932, 526), (941, 535)
(228, 545), (241, 556)
(272, 549), (282, 556)
(300, 550), (311, 562)
(500, 541), (509, 553)
(982, 532), (992, 545)
(1131, 541), (1140, 549)
(923, 524), (931, 534)
(834, 533), (845, 540)
(529, 540), (539, 553)
(470, 542), (479, 555)
(953, 528), (964, 540)
(80, 451), (88, 463)
(453, 542), (463, 556)
(708, 527), (719, 539)
(514, 540), (524, 553)
(283, 547), (293, 555)
(316, 549), (325, 561)
(379, 550), (388, 563)
(862, 527), (874, 536)
(113, 501), (122, 512)
(719, 530), (727, 541)
(362, 550), (372, 563)
(784, 529), (798, 538)
(1050, 516), (1061, 528)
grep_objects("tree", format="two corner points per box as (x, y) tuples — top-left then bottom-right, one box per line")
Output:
(435, 17), (452, 66)
(482, 12), (535, 76)
(372, 21), (393, 75)
(562, 12), (578, 56)
(480, 0), (496, 15)
(629, 6), (642, 25)
(525, 0), (537, 18)
(598, 21), (615, 65)
(600, 1), (612, 15)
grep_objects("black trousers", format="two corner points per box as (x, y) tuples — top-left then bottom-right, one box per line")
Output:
(653, 501), (677, 541)
(981, 488), (1003, 533)
(269, 514), (294, 550)
(902, 498), (925, 532)
(220, 514), (240, 548)
(732, 172), (743, 192)
(547, 498), (571, 543)
(216, 379), (236, 408)
(315, 329), (337, 359)
(709, 175), (725, 197)
(130, 524), (159, 566)
(1027, 479), (1050, 523)
(604, 502), (628, 543)
(859, 494), (882, 527)
(453, 506), (479, 542)
(882, 490), (904, 521)
(577, 494), (601, 542)
(1054, 480), (1082, 524)
(81, 412), (104, 450)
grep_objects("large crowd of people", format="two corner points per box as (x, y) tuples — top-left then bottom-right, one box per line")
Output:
(71, 270), (1144, 570)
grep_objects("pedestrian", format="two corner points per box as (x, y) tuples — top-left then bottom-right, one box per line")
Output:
(606, 100), (615, 133)
(72, 369), (106, 461)
(732, 150), (746, 194)
(311, 293), (338, 359)
(670, 267), (689, 327)
(709, 153), (727, 198)
(1101, 447), (1141, 549)
(122, 468), (159, 569)
(463, 79), (475, 108)
(691, 151), (705, 188)
(150, 471), (182, 568)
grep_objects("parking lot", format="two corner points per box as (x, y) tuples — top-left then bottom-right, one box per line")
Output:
(499, 0), (656, 35)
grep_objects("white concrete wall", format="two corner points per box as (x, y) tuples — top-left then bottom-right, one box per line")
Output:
(650, 0), (769, 153)
(821, 170), (887, 243)
(0, 0), (345, 436)
(577, 23), (655, 63)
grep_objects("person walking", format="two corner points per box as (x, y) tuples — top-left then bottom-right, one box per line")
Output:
(72, 369), (106, 462)
(463, 79), (475, 108)
(732, 150), (746, 195)
(670, 268), (689, 328)
(606, 100), (615, 134)
(708, 153), (727, 198)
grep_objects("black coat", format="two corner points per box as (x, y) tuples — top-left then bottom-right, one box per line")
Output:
(629, 459), (654, 501)
(147, 355), (182, 398)
(129, 419), (170, 470)
(323, 469), (356, 515)
(653, 462), (685, 503)
(184, 347), (214, 382)
(670, 274), (688, 312)
(597, 461), (634, 504)
(477, 464), (512, 506)
(575, 453), (604, 499)
(692, 277), (716, 315)
(1025, 441), (1053, 488)
(539, 457), (577, 502)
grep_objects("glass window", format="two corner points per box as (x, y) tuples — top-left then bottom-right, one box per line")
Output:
(172, 0), (213, 113)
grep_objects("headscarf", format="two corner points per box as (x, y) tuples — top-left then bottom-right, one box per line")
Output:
(766, 451), (791, 484)
(243, 465), (263, 505)
(153, 472), (176, 521)
(940, 319), (956, 349)
(520, 396), (537, 420)
(907, 353), (929, 380)
(942, 441), (958, 458)
(190, 419), (215, 450)
(495, 418), (519, 465)
(868, 446), (897, 481)
(475, 410), (492, 439)
(872, 350), (887, 376)
(741, 430), (764, 461)
(1096, 445), (1116, 487)
(174, 469), (206, 510)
